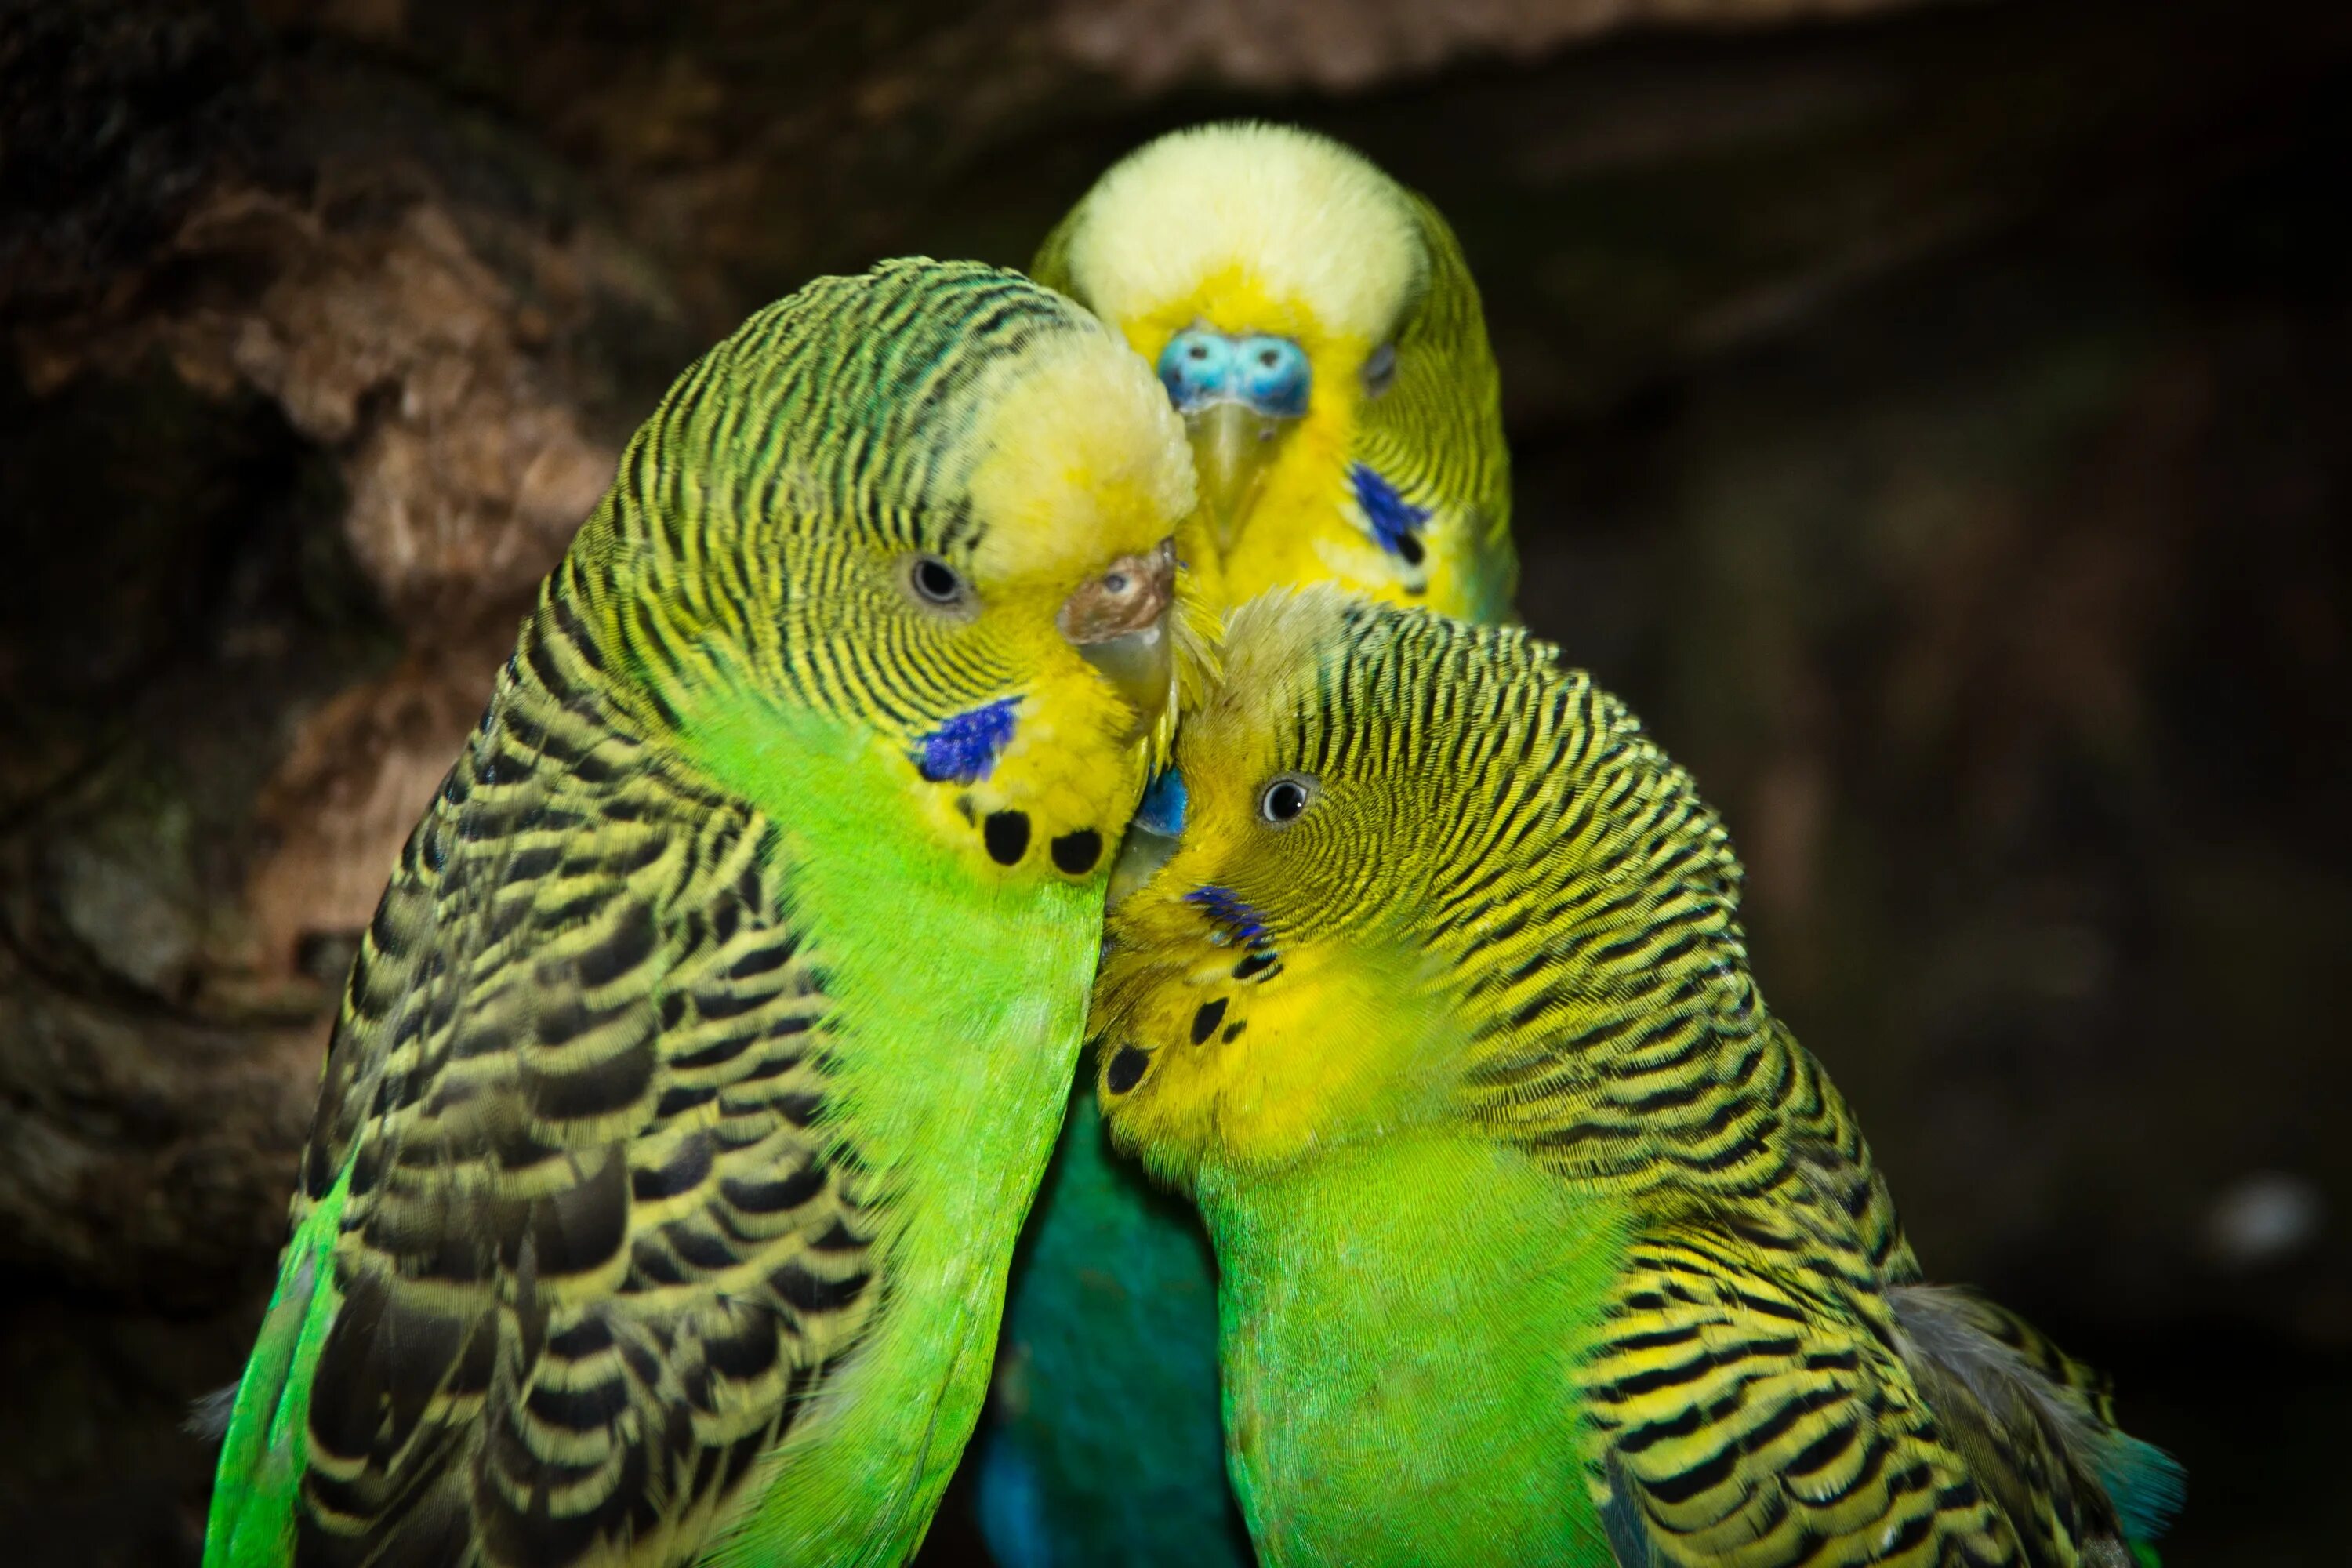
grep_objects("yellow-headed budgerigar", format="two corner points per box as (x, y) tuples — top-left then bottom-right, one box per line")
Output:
(979, 124), (1516, 1567)
(1091, 589), (2183, 1568)
(1035, 122), (1514, 622)
(202, 260), (1205, 1568)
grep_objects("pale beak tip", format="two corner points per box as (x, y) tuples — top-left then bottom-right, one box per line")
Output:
(1188, 401), (1290, 560)
(1078, 619), (1173, 729)
(1106, 823), (1179, 908)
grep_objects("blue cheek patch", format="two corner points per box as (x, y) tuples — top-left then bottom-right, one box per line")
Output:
(1351, 463), (1432, 568)
(916, 696), (1020, 784)
(1135, 768), (1189, 837)
(1185, 885), (1271, 947)
(1159, 331), (1234, 412)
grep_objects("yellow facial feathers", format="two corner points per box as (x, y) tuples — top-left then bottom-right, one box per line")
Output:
(963, 325), (1195, 592)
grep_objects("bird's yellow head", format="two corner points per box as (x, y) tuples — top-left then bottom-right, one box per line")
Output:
(1094, 589), (1756, 1187)
(1036, 123), (1515, 622)
(564, 260), (1215, 887)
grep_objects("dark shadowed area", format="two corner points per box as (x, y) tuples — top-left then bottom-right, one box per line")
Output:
(2, 0), (2346, 1562)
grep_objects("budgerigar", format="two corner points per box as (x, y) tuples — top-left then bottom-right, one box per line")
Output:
(1091, 589), (2183, 1568)
(202, 260), (1203, 1568)
(978, 124), (1515, 1567)
(1034, 122), (1515, 622)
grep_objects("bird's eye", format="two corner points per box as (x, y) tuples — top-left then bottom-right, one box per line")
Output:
(909, 554), (967, 608)
(1258, 775), (1314, 825)
(1362, 343), (1399, 397)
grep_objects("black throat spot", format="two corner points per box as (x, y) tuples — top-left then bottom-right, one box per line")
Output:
(983, 810), (1031, 866)
(1050, 828), (1102, 876)
(1105, 1047), (1149, 1094)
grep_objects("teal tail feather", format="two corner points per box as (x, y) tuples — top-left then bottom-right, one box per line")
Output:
(975, 1087), (1251, 1568)
(2100, 1430), (2186, 1546)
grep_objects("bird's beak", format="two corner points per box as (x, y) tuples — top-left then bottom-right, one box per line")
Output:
(1186, 401), (1293, 557)
(1107, 768), (1186, 908)
(1107, 826), (1178, 908)
(1060, 539), (1178, 729)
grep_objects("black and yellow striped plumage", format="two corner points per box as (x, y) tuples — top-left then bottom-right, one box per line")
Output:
(206, 260), (1197, 1568)
(288, 608), (868, 1567)
(1094, 590), (2180, 1567)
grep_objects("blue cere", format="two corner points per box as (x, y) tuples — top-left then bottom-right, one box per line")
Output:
(1159, 330), (1234, 412)
(1185, 885), (1270, 946)
(1158, 330), (1312, 419)
(916, 696), (1019, 784)
(1135, 767), (1189, 837)
(1350, 462), (1432, 565)
(1233, 335), (1311, 418)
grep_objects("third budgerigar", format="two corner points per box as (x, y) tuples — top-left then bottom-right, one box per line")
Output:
(980, 122), (1515, 1568)
(1092, 589), (2183, 1568)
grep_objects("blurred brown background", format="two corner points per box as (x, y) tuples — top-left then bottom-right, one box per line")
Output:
(2, 0), (2347, 1562)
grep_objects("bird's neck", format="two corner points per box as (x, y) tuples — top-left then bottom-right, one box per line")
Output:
(1195, 1131), (1630, 1567)
(540, 511), (791, 736)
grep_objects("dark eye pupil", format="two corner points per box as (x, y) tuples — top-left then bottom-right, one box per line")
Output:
(1105, 572), (1130, 594)
(1265, 782), (1306, 821)
(915, 558), (960, 602)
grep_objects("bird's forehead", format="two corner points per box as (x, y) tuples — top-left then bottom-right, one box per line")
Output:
(954, 329), (1195, 579)
(1179, 586), (1357, 774)
(1069, 133), (1424, 351)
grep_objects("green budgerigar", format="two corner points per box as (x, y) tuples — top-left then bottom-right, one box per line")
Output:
(203, 260), (1202, 1568)
(981, 122), (1515, 1568)
(1092, 589), (2183, 1567)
